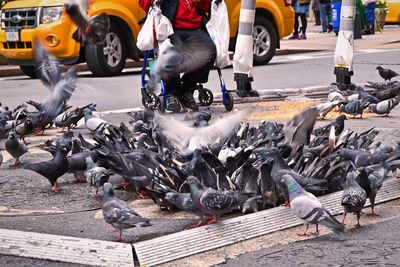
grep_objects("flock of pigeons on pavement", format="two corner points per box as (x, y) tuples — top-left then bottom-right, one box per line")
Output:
(1, 0), (400, 242)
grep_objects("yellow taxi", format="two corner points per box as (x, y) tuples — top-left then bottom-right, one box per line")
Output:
(0, 0), (293, 77)
(386, 0), (400, 23)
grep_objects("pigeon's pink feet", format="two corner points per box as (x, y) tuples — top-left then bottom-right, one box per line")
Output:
(138, 190), (148, 199)
(111, 229), (119, 233)
(191, 221), (205, 228)
(52, 186), (60, 193)
(367, 209), (379, 217)
(112, 237), (122, 242)
(297, 231), (309, 237)
(281, 201), (290, 207)
(207, 219), (218, 225)
(10, 160), (21, 167)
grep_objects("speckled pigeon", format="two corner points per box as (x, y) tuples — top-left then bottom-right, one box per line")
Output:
(341, 171), (367, 227)
(5, 132), (28, 166)
(102, 183), (152, 242)
(183, 176), (249, 225)
(85, 157), (109, 197)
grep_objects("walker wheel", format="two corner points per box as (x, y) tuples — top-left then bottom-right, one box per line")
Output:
(198, 88), (214, 106)
(158, 95), (166, 113)
(142, 92), (159, 109)
(224, 92), (234, 111)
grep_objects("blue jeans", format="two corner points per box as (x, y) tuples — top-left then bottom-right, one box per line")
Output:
(365, 2), (376, 24)
(320, 3), (332, 32)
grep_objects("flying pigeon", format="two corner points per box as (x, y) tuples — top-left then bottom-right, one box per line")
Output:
(145, 35), (215, 93)
(35, 43), (79, 121)
(85, 157), (109, 197)
(341, 171), (367, 227)
(5, 132), (28, 166)
(102, 182), (152, 242)
(64, 0), (110, 46)
(281, 174), (344, 236)
(376, 66), (399, 81)
(183, 176), (249, 225)
(154, 110), (248, 156)
(24, 145), (69, 192)
(368, 95), (400, 116)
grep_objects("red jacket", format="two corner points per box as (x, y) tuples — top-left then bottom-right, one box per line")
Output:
(139, 0), (212, 29)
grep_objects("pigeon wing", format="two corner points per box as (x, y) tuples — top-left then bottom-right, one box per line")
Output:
(35, 43), (61, 89)
(199, 188), (239, 211)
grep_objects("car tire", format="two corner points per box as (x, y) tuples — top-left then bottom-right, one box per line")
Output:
(85, 22), (127, 77)
(19, 65), (37, 78)
(253, 16), (277, 66)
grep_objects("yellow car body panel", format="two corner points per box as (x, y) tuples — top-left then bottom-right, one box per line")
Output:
(386, 0), (400, 23)
(226, 0), (294, 39)
(0, 0), (293, 67)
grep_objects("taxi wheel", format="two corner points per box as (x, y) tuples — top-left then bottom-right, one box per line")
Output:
(253, 16), (277, 65)
(85, 22), (127, 77)
(19, 65), (37, 79)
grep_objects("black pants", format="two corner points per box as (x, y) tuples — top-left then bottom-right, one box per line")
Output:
(294, 13), (307, 35)
(166, 28), (216, 97)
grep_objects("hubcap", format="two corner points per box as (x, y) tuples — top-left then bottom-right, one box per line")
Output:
(253, 25), (271, 57)
(103, 32), (122, 68)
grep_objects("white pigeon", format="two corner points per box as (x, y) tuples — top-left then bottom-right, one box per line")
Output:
(281, 174), (345, 236)
(83, 108), (109, 132)
(315, 100), (340, 119)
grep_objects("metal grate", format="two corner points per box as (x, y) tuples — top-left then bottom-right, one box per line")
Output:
(133, 178), (400, 266)
(1, 8), (38, 29)
(3, 42), (32, 49)
(0, 229), (135, 267)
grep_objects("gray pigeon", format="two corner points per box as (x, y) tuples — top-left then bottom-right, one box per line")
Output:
(164, 192), (202, 218)
(368, 95), (400, 116)
(102, 183), (152, 241)
(83, 108), (109, 132)
(183, 176), (249, 226)
(341, 171), (367, 227)
(339, 99), (369, 118)
(281, 174), (345, 236)
(315, 100), (340, 119)
(5, 132), (28, 166)
(24, 145), (69, 192)
(85, 157), (109, 197)
(64, 0), (110, 46)
(283, 107), (319, 154)
(376, 66), (399, 81)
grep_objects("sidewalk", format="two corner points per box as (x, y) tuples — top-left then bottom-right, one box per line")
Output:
(0, 25), (399, 77)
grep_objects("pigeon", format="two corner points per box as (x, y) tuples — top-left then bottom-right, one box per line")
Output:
(281, 174), (344, 236)
(368, 95), (400, 116)
(5, 132), (28, 166)
(337, 148), (392, 167)
(146, 35), (215, 93)
(339, 99), (369, 118)
(315, 100), (340, 119)
(283, 107), (319, 154)
(64, 0), (110, 46)
(35, 44), (79, 121)
(102, 183), (152, 242)
(24, 145), (69, 192)
(356, 86), (380, 105)
(154, 110), (248, 156)
(341, 171), (367, 227)
(241, 195), (263, 214)
(85, 157), (109, 197)
(83, 108), (109, 132)
(43, 131), (74, 156)
(371, 85), (400, 101)
(313, 114), (347, 137)
(376, 66), (399, 81)
(183, 176), (249, 225)
(14, 118), (34, 145)
(328, 91), (348, 103)
(164, 192), (202, 218)
(0, 151), (3, 167)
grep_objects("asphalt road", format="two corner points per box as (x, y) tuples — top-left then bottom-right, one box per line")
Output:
(220, 217), (400, 267)
(0, 48), (399, 112)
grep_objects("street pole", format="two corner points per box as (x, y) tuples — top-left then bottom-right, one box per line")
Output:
(233, 0), (259, 97)
(333, 0), (356, 90)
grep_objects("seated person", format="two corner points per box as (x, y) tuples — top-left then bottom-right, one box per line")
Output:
(139, 0), (217, 112)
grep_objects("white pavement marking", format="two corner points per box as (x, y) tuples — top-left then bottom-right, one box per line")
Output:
(0, 229), (134, 266)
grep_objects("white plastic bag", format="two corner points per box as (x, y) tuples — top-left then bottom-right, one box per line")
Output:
(137, 6), (174, 51)
(206, 0), (231, 68)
